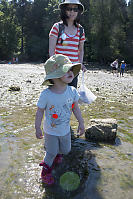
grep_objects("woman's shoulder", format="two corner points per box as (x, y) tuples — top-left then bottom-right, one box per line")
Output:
(52, 22), (62, 28)
(77, 23), (84, 30)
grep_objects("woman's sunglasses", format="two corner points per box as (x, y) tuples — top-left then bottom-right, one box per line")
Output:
(66, 7), (79, 12)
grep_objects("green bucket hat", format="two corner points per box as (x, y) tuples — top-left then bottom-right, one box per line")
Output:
(42, 54), (81, 85)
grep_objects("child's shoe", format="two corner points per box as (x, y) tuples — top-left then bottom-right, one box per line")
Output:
(39, 161), (54, 185)
(53, 154), (63, 165)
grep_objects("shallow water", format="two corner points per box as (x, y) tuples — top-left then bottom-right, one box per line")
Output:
(0, 64), (133, 199)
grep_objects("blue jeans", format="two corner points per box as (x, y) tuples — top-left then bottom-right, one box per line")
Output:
(120, 68), (125, 76)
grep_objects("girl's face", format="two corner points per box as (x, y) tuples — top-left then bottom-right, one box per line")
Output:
(66, 4), (79, 21)
(60, 69), (74, 84)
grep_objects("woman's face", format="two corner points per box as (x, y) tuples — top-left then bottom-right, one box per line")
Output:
(66, 4), (79, 21)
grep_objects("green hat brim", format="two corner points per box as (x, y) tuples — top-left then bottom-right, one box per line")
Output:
(42, 63), (81, 85)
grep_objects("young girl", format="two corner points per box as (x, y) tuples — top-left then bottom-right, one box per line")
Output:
(49, 0), (86, 88)
(35, 54), (85, 185)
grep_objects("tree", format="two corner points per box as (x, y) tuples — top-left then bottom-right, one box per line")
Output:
(0, 0), (19, 60)
(126, 0), (133, 64)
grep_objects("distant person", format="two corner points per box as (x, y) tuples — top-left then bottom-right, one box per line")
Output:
(13, 57), (15, 64)
(110, 59), (119, 76)
(49, 0), (87, 88)
(35, 54), (85, 185)
(16, 57), (18, 64)
(120, 60), (126, 77)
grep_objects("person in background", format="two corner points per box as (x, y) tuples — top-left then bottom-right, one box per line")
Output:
(16, 57), (18, 64)
(35, 54), (85, 185)
(12, 57), (15, 64)
(49, 0), (86, 88)
(110, 59), (119, 76)
(120, 60), (126, 77)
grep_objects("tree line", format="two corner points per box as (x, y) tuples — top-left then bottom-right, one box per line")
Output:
(0, 0), (133, 66)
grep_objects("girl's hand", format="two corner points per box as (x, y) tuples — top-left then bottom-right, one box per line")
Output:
(77, 122), (85, 137)
(81, 64), (87, 72)
(35, 128), (43, 139)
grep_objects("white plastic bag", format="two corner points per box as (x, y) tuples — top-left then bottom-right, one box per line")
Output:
(78, 72), (97, 104)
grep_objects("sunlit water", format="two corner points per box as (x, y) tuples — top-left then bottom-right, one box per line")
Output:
(0, 64), (133, 199)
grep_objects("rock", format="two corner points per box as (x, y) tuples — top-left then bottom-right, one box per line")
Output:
(48, 141), (91, 196)
(26, 80), (31, 83)
(96, 87), (99, 91)
(85, 118), (117, 142)
(8, 86), (20, 91)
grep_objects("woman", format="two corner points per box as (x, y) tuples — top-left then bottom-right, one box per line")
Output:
(111, 59), (119, 76)
(49, 0), (86, 88)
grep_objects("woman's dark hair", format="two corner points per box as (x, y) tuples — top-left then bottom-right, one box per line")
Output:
(60, 5), (82, 27)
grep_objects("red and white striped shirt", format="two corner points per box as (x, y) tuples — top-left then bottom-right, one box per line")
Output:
(49, 22), (85, 63)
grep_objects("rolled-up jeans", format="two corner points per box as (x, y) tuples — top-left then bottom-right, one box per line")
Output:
(44, 132), (71, 167)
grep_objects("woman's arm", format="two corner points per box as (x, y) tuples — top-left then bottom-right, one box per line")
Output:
(78, 41), (87, 72)
(72, 101), (85, 136)
(49, 36), (57, 57)
(78, 41), (84, 63)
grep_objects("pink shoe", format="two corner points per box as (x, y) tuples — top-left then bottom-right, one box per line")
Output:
(39, 162), (54, 185)
(53, 154), (63, 165)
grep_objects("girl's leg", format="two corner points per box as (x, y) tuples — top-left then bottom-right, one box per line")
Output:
(39, 134), (59, 184)
(59, 132), (71, 155)
(44, 133), (59, 167)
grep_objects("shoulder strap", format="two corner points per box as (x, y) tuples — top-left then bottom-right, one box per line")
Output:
(79, 24), (83, 40)
(57, 22), (65, 44)
(57, 23), (84, 43)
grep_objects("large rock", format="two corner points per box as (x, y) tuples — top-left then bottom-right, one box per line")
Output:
(85, 118), (117, 142)
(43, 140), (91, 198)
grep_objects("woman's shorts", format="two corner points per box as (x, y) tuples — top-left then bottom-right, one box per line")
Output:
(112, 67), (116, 70)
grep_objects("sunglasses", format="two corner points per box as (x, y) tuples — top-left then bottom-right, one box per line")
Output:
(66, 7), (79, 12)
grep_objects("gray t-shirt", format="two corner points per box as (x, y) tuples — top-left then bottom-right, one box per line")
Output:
(37, 86), (79, 136)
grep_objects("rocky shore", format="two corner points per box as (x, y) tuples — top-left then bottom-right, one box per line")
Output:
(0, 63), (133, 199)
(0, 63), (133, 107)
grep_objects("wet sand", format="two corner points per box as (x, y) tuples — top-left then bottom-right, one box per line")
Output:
(0, 64), (133, 199)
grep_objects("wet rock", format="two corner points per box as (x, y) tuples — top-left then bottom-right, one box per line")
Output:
(54, 143), (90, 184)
(26, 80), (31, 83)
(47, 141), (91, 197)
(85, 118), (117, 142)
(8, 86), (20, 91)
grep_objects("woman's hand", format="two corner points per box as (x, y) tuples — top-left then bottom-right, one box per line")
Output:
(81, 64), (87, 72)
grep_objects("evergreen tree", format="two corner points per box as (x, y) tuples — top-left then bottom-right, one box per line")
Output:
(0, 0), (18, 60)
(126, 0), (133, 64)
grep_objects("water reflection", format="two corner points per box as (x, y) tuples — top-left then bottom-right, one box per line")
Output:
(40, 138), (103, 199)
